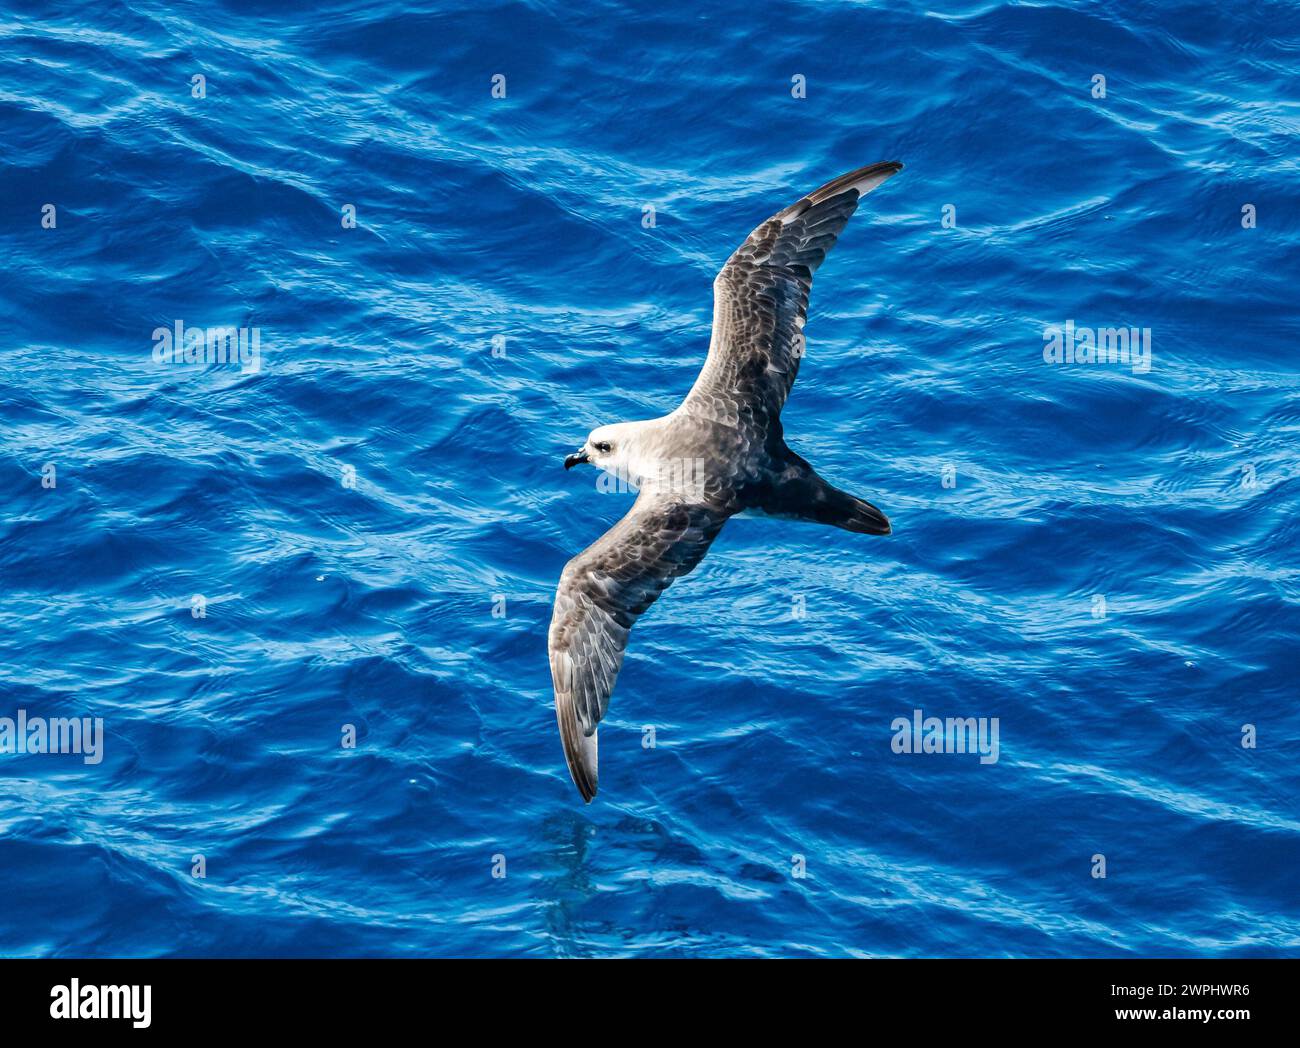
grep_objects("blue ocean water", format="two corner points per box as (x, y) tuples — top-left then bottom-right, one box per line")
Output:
(1, 0), (1297, 958)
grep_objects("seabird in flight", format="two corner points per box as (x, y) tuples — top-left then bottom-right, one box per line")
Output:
(550, 161), (902, 802)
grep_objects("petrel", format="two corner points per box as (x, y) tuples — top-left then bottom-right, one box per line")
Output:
(550, 161), (902, 802)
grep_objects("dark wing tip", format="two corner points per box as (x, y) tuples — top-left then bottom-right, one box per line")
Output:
(564, 723), (598, 803)
(557, 700), (598, 802)
(552, 649), (599, 802)
(809, 160), (903, 200)
(779, 160), (904, 221)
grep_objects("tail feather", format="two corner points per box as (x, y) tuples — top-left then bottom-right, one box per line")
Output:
(837, 492), (892, 535)
(807, 481), (891, 535)
(757, 465), (892, 535)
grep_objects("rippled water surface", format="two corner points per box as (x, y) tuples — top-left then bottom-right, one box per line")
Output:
(1, 0), (1298, 956)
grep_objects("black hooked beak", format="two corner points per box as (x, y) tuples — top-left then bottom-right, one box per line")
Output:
(563, 448), (589, 470)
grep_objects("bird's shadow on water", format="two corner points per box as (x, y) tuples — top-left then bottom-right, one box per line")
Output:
(534, 809), (602, 957)
(533, 805), (694, 957)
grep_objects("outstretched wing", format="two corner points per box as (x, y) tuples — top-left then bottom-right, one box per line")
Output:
(548, 493), (728, 801)
(683, 161), (903, 427)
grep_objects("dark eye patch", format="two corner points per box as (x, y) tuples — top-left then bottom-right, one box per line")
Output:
(594, 441), (612, 453)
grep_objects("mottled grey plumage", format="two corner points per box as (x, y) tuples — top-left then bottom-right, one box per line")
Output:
(550, 161), (903, 801)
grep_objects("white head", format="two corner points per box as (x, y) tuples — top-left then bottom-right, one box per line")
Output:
(564, 421), (654, 485)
